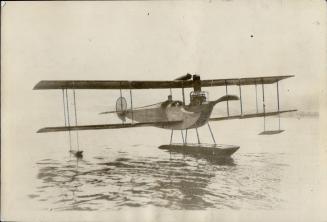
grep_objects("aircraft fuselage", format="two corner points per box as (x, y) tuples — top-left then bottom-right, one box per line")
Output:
(123, 99), (216, 130)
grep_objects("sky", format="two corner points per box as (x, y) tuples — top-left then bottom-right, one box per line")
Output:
(2, 0), (326, 115)
(1, 0), (326, 145)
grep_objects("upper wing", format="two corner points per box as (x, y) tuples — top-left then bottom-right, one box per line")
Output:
(33, 75), (294, 90)
(201, 75), (294, 87)
(37, 120), (181, 133)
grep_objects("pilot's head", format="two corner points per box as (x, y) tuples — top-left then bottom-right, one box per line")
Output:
(168, 95), (172, 101)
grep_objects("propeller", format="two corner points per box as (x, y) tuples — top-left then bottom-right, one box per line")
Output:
(192, 74), (201, 92)
(174, 73), (192, 81)
(175, 73), (202, 92)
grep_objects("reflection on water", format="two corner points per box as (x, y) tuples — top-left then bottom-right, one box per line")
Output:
(29, 147), (288, 211)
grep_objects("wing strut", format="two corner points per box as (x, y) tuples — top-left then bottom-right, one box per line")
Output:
(259, 80), (285, 135)
(181, 81), (185, 105)
(119, 82), (124, 124)
(262, 79), (266, 132)
(239, 80), (243, 115)
(225, 80), (230, 116)
(255, 83), (259, 113)
(62, 89), (72, 150)
(60, 88), (83, 157)
(209, 77), (297, 134)
(73, 89), (80, 151)
(129, 87), (134, 124)
(65, 89), (73, 151)
(277, 81), (281, 130)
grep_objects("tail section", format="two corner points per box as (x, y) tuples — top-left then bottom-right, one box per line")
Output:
(212, 95), (239, 105)
(115, 97), (127, 121)
(99, 97), (127, 121)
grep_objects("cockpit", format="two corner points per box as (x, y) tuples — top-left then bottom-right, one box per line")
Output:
(189, 91), (209, 106)
(161, 95), (183, 108)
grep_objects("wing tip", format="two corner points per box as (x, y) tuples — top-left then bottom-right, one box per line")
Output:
(37, 128), (64, 133)
(33, 81), (45, 90)
(37, 127), (56, 133)
(37, 129), (44, 133)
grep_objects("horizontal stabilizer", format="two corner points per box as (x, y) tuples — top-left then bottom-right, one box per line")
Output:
(209, 109), (297, 121)
(37, 120), (182, 133)
(213, 95), (239, 104)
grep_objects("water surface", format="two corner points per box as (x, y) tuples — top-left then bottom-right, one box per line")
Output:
(27, 117), (320, 211)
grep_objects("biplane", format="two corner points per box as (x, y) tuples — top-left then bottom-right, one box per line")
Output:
(34, 74), (296, 158)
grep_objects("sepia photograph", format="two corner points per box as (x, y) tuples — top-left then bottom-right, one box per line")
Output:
(1, 1), (327, 221)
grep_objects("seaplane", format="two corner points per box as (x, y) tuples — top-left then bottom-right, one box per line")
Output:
(34, 73), (297, 158)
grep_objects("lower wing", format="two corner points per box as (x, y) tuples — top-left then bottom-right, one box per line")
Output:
(37, 120), (182, 133)
(209, 109), (297, 121)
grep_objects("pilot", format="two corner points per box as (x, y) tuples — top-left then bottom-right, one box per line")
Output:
(161, 94), (173, 108)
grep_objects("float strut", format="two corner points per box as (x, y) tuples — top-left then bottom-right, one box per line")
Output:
(181, 130), (185, 144)
(195, 128), (201, 144)
(207, 123), (216, 144)
(170, 130), (174, 145)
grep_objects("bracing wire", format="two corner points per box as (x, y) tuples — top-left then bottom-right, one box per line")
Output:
(73, 89), (80, 151)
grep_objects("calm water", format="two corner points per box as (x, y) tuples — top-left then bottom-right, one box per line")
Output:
(26, 117), (320, 211)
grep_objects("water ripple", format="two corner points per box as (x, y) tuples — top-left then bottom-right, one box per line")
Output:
(30, 148), (288, 210)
